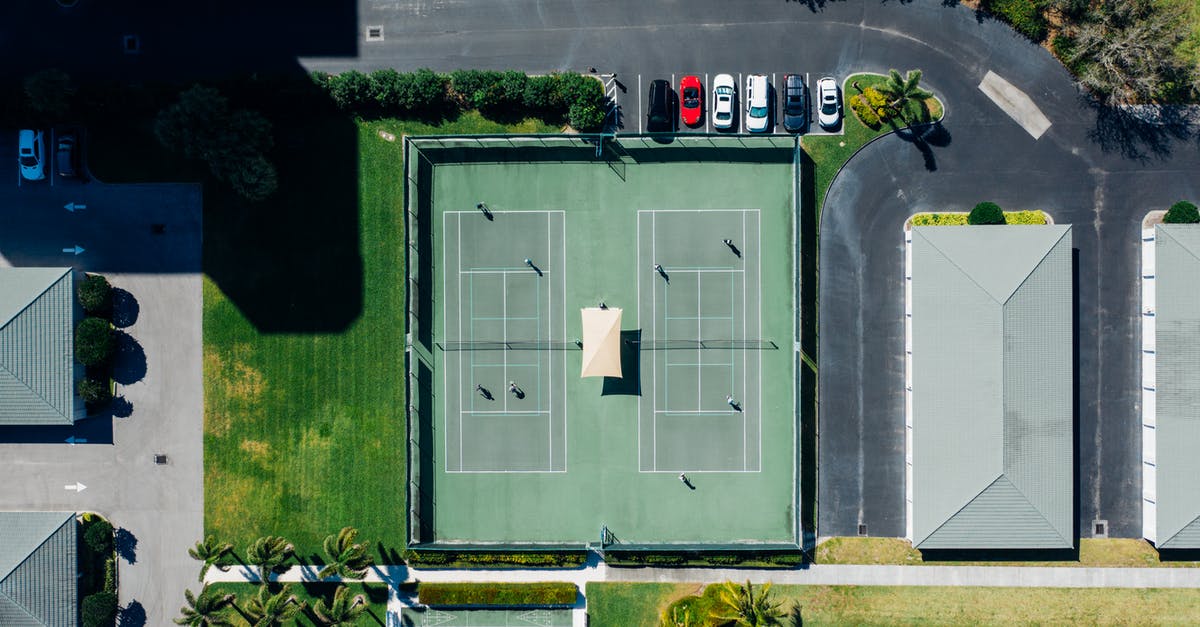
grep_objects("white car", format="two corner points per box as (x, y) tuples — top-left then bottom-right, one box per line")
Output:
(712, 73), (736, 130)
(18, 129), (45, 181)
(817, 76), (842, 130)
(745, 74), (770, 133)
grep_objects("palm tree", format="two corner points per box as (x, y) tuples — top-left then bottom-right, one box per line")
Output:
(244, 583), (306, 627)
(188, 535), (234, 582)
(710, 580), (785, 627)
(880, 69), (933, 121)
(174, 586), (236, 626)
(312, 585), (367, 627)
(318, 526), (375, 580)
(246, 535), (295, 583)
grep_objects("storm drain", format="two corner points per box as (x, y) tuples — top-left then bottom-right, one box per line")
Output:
(153, 454), (168, 465)
(365, 26), (384, 42)
(1093, 520), (1108, 538)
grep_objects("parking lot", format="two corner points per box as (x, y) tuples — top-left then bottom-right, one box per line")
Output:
(613, 72), (845, 136)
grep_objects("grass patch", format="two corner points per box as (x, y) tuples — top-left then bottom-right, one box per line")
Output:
(815, 537), (923, 565)
(203, 108), (558, 556)
(585, 583), (695, 627)
(418, 582), (577, 607)
(815, 537), (1200, 567)
(205, 582), (389, 626)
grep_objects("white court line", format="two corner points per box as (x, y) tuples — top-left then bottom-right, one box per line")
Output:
(756, 208), (762, 471)
(442, 212), (450, 470)
(464, 410), (552, 415)
(561, 211), (568, 471)
(667, 268), (744, 274)
(637, 75), (643, 134)
(502, 272), (508, 412)
(458, 214), (465, 471)
(459, 269), (553, 275)
(742, 209), (748, 471)
(696, 261), (701, 411)
(652, 211), (658, 471)
(547, 211), (552, 471)
(654, 410), (732, 415)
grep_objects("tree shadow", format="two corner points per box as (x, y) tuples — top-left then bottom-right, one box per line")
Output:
(785, 0), (845, 11)
(111, 331), (147, 385)
(1087, 101), (1198, 163)
(117, 600), (146, 627)
(110, 287), (139, 328)
(108, 395), (134, 418)
(891, 121), (952, 172)
(115, 527), (138, 564)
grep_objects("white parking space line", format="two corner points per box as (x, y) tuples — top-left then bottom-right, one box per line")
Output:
(637, 74), (643, 134)
(49, 128), (54, 187)
(771, 73), (777, 134)
(704, 72), (710, 133)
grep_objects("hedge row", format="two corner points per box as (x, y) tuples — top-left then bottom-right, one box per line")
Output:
(910, 210), (1047, 226)
(981, 0), (1048, 42)
(418, 582), (577, 607)
(403, 549), (587, 569)
(310, 68), (608, 130)
(604, 551), (806, 568)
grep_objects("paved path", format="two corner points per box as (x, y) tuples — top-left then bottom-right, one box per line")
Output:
(206, 560), (1200, 589)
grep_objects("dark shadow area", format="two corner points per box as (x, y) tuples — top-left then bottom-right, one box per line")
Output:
(0, 414), (112, 444)
(109, 288), (139, 328)
(415, 360), (436, 543)
(602, 330), (642, 396)
(920, 547), (1079, 562)
(799, 147), (818, 543)
(1087, 102), (1198, 162)
(1158, 548), (1200, 561)
(377, 542), (406, 567)
(117, 600), (146, 627)
(110, 330), (147, 385)
(787, 603), (803, 627)
(115, 527), (138, 564)
(415, 152), (435, 348)
(891, 121), (952, 172)
(108, 395), (134, 419)
(785, 0), (846, 11)
(623, 145), (795, 164)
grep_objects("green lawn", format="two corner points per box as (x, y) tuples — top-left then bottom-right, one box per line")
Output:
(203, 582), (390, 626)
(815, 537), (1200, 568)
(204, 111), (558, 557)
(589, 581), (1200, 626)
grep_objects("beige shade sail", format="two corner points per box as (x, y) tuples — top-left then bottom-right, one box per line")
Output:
(580, 307), (623, 378)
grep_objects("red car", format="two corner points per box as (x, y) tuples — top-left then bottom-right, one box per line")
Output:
(680, 75), (703, 127)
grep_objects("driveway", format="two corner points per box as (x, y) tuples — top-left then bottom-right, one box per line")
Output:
(0, 142), (202, 626)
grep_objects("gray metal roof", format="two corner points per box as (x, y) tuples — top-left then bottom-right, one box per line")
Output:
(911, 225), (1073, 549)
(0, 512), (78, 627)
(1153, 225), (1200, 549)
(0, 268), (75, 425)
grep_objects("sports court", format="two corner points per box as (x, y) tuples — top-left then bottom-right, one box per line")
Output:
(406, 136), (799, 547)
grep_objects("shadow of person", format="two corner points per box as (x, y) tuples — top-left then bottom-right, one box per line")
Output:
(110, 288), (140, 328)
(111, 331), (148, 386)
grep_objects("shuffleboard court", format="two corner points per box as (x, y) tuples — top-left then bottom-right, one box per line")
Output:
(398, 608), (573, 627)
(442, 210), (567, 472)
(637, 209), (763, 472)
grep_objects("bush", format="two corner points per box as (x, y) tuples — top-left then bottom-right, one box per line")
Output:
(911, 213), (968, 226)
(983, 0), (1048, 41)
(605, 551), (806, 568)
(568, 100), (607, 131)
(24, 69), (74, 118)
(327, 70), (374, 111)
(862, 86), (891, 120)
(524, 75), (564, 111)
(404, 68), (450, 114)
(1004, 210), (1047, 225)
(77, 274), (113, 315)
(849, 94), (881, 128)
(103, 556), (117, 593)
(219, 153), (279, 202)
(78, 377), (112, 405)
(449, 69), (503, 104)
(418, 582), (577, 607)
(75, 317), (115, 366)
(968, 201), (1006, 225)
(1164, 201), (1200, 224)
(81, 591), (117, 627)
(85, 519), (114, 554)
(403, 550), (586, 569)
(556, 72), (599, 106)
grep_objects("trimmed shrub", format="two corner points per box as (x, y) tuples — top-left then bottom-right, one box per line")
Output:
(568, 100), (606, 131)
(849, 94), (881, 128)
(1005, 210), (1048, 225)
(1164, 200), (1200, 224)
(418, 582), (577, 607)
(604, 551), (806, 568)
(81, 591), (117, 627)
(78, 377), (112, 405)
(982, 0), (1048, 42)
(77, 274), (113, 315)
(862, 86), (891, 120)
(103, 556), (117, 593)
(473, 71), (526, 115)
(524, 75), (564, 111)
(310, 71), (332, 91)
(75, 317), (115, 367)
(406, 68), (450, 114)
(911, 213), (968, 226)
(328, 70), (374, 111)
(403, 550), (586, 569)
(85, 519), (114, 554)
(449, 69), (503, 104)
(968, 201), (1006, 225)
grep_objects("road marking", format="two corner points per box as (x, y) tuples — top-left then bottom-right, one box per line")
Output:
(62, 245), (85, 255)
(637, 74), (643, 134)
(65, 202), (87, 212)
(64, 482), (87, 492)
(704, 72), (711, 133)
(978, 70), (1051, 139)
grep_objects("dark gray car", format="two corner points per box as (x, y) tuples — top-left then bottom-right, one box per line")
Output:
(783, 74), (808, 133)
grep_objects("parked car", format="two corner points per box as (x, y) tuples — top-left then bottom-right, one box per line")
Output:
(817, 76), (842, 130)
(745, 74), (771, 133)
(680, 75), (703, 127)
(56, 133), (78, 178)
(18, 129), (45, 181)
(712, 73), (736, 130)
(783, 74), (808, 133)
(646, 79), (674, 133)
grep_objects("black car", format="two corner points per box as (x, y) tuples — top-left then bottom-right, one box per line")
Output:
(56, 133), (78, 178)
(783, 74), (808, 133)
(646, 79), (674, 133)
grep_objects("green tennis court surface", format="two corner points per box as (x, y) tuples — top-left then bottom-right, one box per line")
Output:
(407, 136), (799, 546)
(399, 608), (573, 627)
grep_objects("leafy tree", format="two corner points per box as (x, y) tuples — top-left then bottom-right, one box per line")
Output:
(78, 377), (112, 405)
(189, 535), (234, 582)
(1068, 0), (1191, 105)
(879, 69), (933, 122)
(84, 519), (114, 554)
(218, 153), (278, 203)
(319, 526), (375, 580)
(246, 535), (295, 583)
(75, 317), (115, 366)
(968, 201), (1006, 225)
(174, 586), (235, 627)
(1164, 200), (1200, 224)
(78, 274), (113, 315)
(711, 580), (785, 627)
(24, 69), (75, 118)
(244, 583), (305, 627)
(312, 585), (367, 627)
(82, 591), (118, 627)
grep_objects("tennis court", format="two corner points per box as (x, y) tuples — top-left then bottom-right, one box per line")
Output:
(407, 136), (799, 547)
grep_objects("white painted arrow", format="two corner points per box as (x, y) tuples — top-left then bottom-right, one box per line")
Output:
(63, 482), (87, 492)
(61, 245), (85, 255)
(64, 202), (87, 212)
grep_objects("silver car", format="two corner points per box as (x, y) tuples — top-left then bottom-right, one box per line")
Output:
(817, 77), (842, 130)
(712, 73), (736, 130)
(18, 129), (45, 181)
